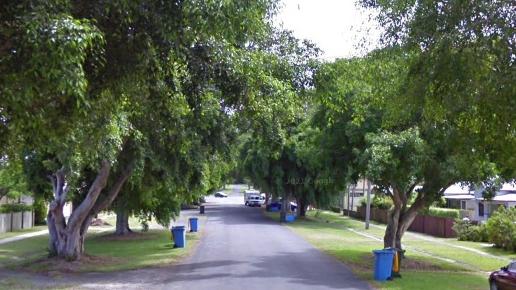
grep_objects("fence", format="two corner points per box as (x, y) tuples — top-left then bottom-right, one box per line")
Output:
(0, 211), (34, 233)
(346, 206), (456, 238)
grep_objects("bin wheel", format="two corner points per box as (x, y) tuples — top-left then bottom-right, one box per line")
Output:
(490, 281), (498, 290)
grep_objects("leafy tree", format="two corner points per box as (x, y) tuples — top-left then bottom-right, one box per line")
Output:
(0, 0), (280, 260)
(0, 157), (29, 201)
(312, 47), (500, 249)
(360, 0), (516, 178)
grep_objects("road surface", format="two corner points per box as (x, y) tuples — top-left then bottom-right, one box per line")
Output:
(0, 185), (373, 290)
(160, 186), (372, 290)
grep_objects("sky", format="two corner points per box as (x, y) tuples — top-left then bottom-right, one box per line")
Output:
(275, 0), (382, 61)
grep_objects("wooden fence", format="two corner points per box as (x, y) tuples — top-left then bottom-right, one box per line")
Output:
(0, 211), (34, 233)
(344, 206), (456, 238)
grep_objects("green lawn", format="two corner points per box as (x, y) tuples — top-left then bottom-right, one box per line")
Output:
(265, 210), (491, 290)
(0, 225), (48, 240)
(0, 229), (199, 273)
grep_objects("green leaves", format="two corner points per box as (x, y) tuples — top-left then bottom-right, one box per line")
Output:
(0, 158), (29, 200)
(361, 0), (516, 178)
(363, 127), (427, 192)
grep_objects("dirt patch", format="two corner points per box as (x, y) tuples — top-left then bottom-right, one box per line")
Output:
(90, 218), (111, 227)
(345, 253), (445, 273)
(402, 257), (444, 271)
(97, 231), (158, 241)
(27, 254), (125, 275)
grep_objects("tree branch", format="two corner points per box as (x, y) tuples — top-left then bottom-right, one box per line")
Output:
(91, 163), (134, 216)
(66, 160), (111, 231)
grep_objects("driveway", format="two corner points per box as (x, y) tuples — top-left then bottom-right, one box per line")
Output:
(0, 185), (372, 290)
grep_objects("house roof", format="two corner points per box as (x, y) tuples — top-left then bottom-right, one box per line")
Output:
(444, 184), (472, 195)
(444, 194), (475, 200)
(477, 193), (516, 202)
(501, 183), (516, 191)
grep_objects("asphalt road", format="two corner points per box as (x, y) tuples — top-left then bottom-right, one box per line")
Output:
(0, 185), (373, 290)
(161, 186), (372, 290)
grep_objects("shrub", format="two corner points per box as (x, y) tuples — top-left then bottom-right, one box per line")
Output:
(0, 203), (32, 213)
(453, 219), (488, 242)
(486, 207), (516, 251)
(359, 198), (367, 208)
(372, 195), (393, 209)
(359, 195), (392, 210)
(423, 207), (460, 219)
(330, 206), (341, 213)
(33, 199), (47, 225)
(432, 197), (447, 208)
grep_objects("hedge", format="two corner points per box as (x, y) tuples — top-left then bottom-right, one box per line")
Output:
(423, 207), (460, 219)
(0, 203), (33, 213)
(360, 194), (393, 210)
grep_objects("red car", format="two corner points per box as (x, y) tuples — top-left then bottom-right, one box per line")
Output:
(490, 261), (516, 290)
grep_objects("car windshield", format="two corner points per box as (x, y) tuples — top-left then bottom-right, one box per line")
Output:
(508, 262), (516, 272)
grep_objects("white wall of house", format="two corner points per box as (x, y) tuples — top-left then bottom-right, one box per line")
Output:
(464, 200), (516, 222)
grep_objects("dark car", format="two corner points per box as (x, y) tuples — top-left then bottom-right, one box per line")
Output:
(214, 191), (228, 198)
(267, 201), (297, 211)
(490, 261), (516, 290)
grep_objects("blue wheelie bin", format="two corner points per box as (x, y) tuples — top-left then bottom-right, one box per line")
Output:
(189, 217), (199, 232)
(373, 249), (395, 281)
(171, 226), (186, 248)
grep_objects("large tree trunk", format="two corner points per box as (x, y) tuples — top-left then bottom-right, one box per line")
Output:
(47, 160), (134, 261)
(383, 187), (403, 248)
(384, 185), (426, 249)
(115, 207), (132, 235)
(384, 204), (402, 248)
(297, 195), (307, 217)
(47, 161), (111, 260)
(280, 193), (289, 222)
(394, 197), (426, 250)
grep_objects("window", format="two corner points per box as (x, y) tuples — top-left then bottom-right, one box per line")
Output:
(461, 201), (466, 210)
(508, 262), (516, 272)
(479, 202), (484, 217)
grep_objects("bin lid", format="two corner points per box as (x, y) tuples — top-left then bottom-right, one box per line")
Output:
(373, 249), (395, 254)
(172, 225), (185, 229)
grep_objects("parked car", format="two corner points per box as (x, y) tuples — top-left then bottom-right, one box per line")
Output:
(245, 195), (264, 207)
(214, 192), (228, 198)
(267, 200), (297, 211)
(489, 261), (516, 290)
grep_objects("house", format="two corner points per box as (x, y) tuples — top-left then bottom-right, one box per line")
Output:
(444, 182), (516, 222)
(344, 179), (372, 211)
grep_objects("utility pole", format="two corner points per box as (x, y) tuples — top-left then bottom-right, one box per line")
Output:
(350, 185), (355, 213)
(339, 190), (344, 215)
(365, 179), (371, 230)
(346, 185), (351, 216)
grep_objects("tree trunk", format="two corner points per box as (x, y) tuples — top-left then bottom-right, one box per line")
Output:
(297, 195), (307, 217)
(383, 187), (403, 248)
(115, 207), (132, 235)
(47, 162), (111, 260)
(394, 197), (426, 250)
(47, 160), (134, 261)
(383, 205), (401, 248)
(280, 193), (288, 222)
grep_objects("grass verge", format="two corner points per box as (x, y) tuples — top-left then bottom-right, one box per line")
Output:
(264, 210), (489, 290)
(0, 225), (48, 240)
(0, 229), (200, 273)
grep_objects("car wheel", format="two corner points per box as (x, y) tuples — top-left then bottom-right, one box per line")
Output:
(490, 280), (498, 290)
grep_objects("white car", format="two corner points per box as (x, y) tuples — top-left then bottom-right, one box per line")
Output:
(214, 191), (228, 198)
(245, 194), (264, 207)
